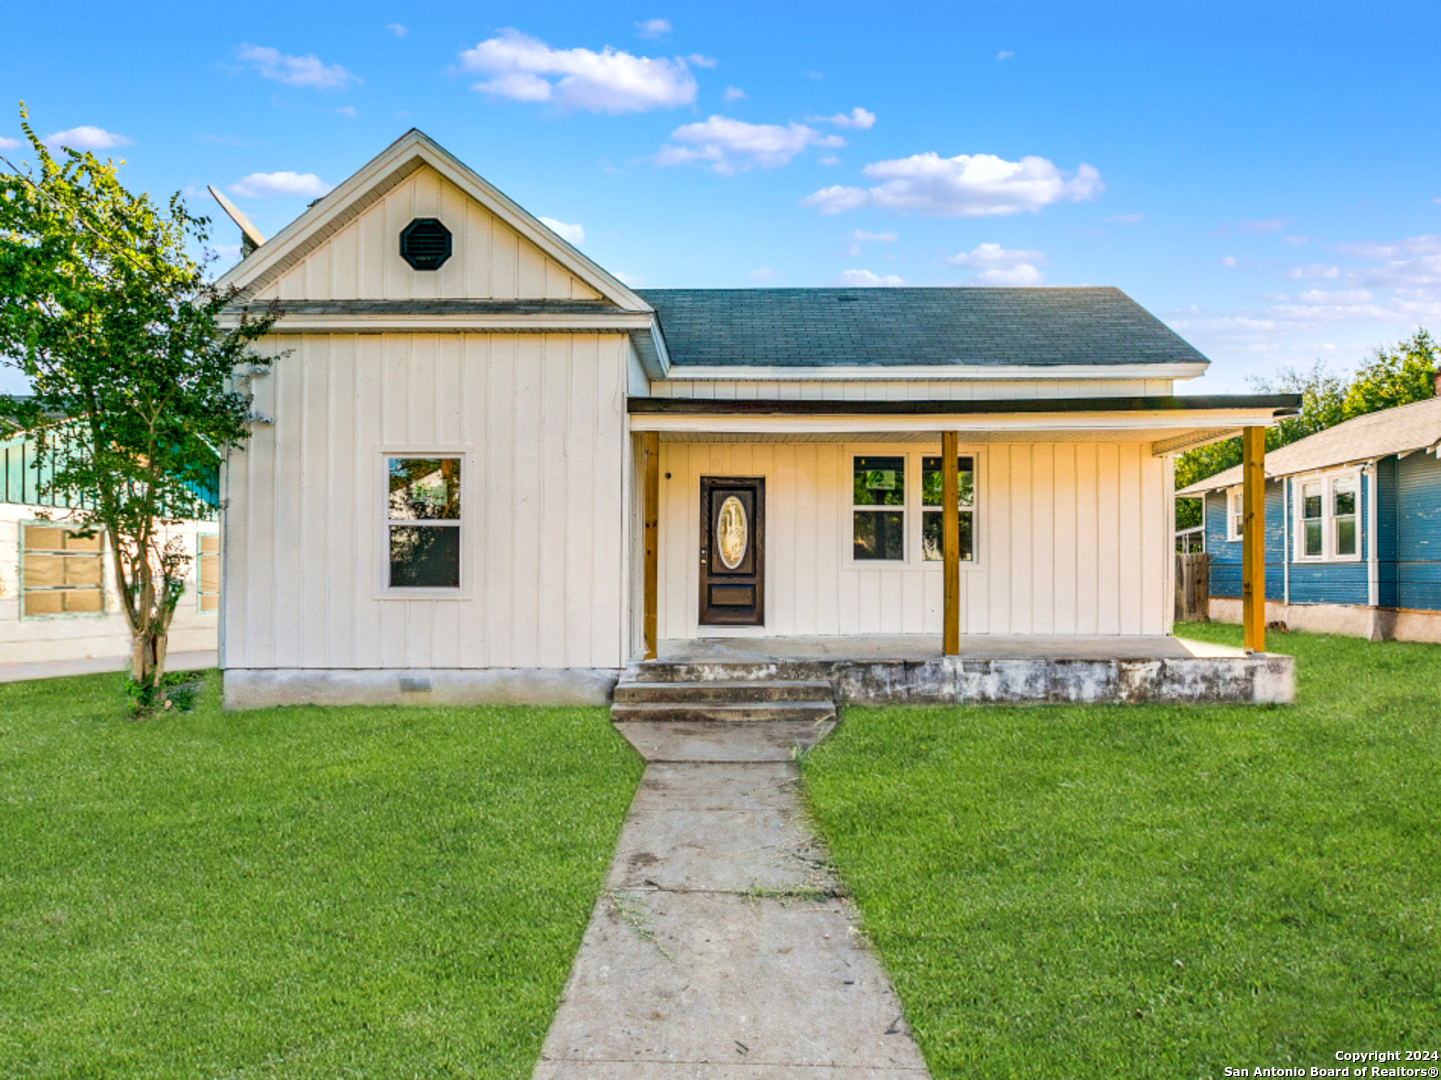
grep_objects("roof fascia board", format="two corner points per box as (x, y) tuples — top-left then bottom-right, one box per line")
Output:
(629, 393), (1300, 416)
(657, 362), (1208, 381)
(216, 130), (651, 313)
(217, 312), (653, 333)
(630, 410), (1296, 437)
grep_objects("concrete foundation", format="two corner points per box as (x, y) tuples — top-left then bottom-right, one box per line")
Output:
(222, 667), (621, 709)
(636, 654), (1294, 706)
(1208, 598), (1441, 644)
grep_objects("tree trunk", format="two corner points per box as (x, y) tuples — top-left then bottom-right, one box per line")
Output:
(130, 625), (169, 697)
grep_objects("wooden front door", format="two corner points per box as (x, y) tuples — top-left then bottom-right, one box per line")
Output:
(699, 476), (765, 626)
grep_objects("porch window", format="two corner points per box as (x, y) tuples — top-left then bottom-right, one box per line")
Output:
(386, 457), (462, 588)
(21, 523), (105, 617)
(920, 455), (975, 561)
(852, 455), (905, 561)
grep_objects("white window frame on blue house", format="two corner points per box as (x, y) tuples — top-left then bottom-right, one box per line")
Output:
(1293, 468), (1362, 563)
(1225, 487), (1244, 542)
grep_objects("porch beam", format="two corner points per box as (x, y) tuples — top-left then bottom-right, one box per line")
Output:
(1242, 425), (1266, 653)
(641, 431), (660, 661)
(942, 430), (960, 656)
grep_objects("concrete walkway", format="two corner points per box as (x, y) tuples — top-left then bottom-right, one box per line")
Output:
(0, 650), (217, 684)
(533, 721), (931, 1080)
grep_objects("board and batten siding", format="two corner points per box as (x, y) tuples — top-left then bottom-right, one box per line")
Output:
(656, 440), (1171, 641)
(648, 378), (1174, 401)
(224, 332), (631, 671)
(248, 165), (602, 304)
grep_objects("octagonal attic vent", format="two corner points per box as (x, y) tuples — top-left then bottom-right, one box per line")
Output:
(400, 218), (452, 271)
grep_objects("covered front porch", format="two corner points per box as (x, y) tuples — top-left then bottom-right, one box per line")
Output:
(633, 395), (1297, 678)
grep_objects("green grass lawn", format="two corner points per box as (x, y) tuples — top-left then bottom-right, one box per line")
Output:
(802, 625), (1441, 1079)
(0, 673), (642, 1079)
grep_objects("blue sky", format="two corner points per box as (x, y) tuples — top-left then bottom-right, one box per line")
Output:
(2, 0), (1439, 393)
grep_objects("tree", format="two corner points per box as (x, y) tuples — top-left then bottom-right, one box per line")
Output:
(0, 106), (275, 710)
(1173, 333), (1437, 529)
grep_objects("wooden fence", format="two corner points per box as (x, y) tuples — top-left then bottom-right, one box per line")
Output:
(1175, 553), (1210, 623)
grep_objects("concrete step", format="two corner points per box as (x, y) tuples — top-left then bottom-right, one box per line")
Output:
(610, 700), (838, 724)
(633, 661), (836, 684)
(613, 679), (834, 705)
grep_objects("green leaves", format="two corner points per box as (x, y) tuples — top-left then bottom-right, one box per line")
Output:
(0, 103), (278, 694)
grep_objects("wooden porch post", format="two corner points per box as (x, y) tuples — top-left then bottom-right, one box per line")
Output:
(641, 432), (660, 661)
(1241, 425), (1266, 653)
(942, 430), (960, 656)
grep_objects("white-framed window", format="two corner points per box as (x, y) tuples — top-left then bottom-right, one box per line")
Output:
(1295, 471), (1361, 562)
(383, 454), (464, 591)
(196, 531), (220, 613)
(848, 450), (982, 567)
(852, 454), (907, 561)
(21, 522), (105, 618)
(921, 455), (976, 562)
(1226, 487), (1244, 542)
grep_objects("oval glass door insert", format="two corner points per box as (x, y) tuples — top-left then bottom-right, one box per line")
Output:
(717, 496), (748, 569)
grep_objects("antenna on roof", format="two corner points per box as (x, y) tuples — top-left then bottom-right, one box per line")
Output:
(207, 185), (266, 257)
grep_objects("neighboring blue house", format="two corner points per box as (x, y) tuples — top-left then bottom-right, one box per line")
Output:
(1178, 393), (1441, 641)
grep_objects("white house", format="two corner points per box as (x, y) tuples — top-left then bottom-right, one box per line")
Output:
(215, 130), (1298, 708)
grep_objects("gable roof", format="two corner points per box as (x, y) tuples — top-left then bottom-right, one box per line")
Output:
(1177, 394), (1441, 495)
(636, 286), (1211, 371)
(214, 129), (650, 314)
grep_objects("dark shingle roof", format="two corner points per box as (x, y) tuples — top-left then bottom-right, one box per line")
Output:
(635, 286), (1209, 369)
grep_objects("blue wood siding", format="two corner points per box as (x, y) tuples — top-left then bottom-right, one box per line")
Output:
(1376, 456), (1400, 608)
(1205, 480), (1286, 599)
(1, 430), (218, 514)
(1395, 451), (1441, 611)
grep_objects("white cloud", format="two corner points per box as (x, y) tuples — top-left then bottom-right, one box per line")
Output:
(539, 216), (585, 245)
(1281, 235), (1309, 245)
(804, 70), (823, 79)
(635, 18), (671, 40)
(387, 23), (408, 38)
(228, 171), (332, 198)
(945, 242), (1048, 285)
(1287, 263), (1341, 280)
(687, 54), (718, 68)
(656, 115), (844, 173)
(461, 29), (697, 113)
(818, 154), (842, 166)
(1221, 255), (1238, 267)
(808, 107), (875, 130)
(841, 229), (898, 256)
(998, 50), (1014, 60)
(800, 152), (1102, 217)
(336, 106), (357, 118)
(1104, 212), (1144, 223)
(748, 267), (783, 282)
(1242, 218), (1286, 234)
(614, 270), (642, 286)
(834, 269), (905, 287)
(0, 135), (21, 150)
(236, 44), (361, 90)
(42, 126), (132, 151)
(723, 86), (746, 102)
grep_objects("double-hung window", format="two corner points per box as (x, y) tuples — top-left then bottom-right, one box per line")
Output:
(1226, 488), (1244, 542)
(921, 455), (975, 562)
(1296, 472), (1360, 561)
(852, 455), (906, 561)
(386, 456), (463, 589)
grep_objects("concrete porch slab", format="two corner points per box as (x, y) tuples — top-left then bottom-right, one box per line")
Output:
(658, 633), (1243, 663)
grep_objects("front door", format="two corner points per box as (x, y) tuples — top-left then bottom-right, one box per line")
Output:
(699, 476), (765, 626)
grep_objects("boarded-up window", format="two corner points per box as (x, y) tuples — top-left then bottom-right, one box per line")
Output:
(197, 532), (220, 612)
(22, 524), (105, 617)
